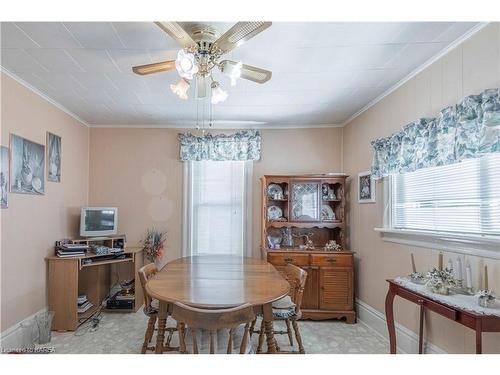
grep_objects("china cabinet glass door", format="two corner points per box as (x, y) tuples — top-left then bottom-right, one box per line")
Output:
(290, 181), (320, 221)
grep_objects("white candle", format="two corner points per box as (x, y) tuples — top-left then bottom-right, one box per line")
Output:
(465, 264), (472, 289)
(447, 259), (453, 272)
(456, 257), (463, 281)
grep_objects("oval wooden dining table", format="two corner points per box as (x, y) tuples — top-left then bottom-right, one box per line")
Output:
(146, 255), (290, 354)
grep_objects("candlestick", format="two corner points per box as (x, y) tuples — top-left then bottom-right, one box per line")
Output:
(465, 264), (472, 289)
(438, 252), (443, 271)
(411, 253), (416, 273)
(456, 257), (463, 281)
(484, 265), (488, 290)
(447, 259), (453, 272)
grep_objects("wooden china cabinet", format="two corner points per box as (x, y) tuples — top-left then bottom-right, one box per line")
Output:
(261, 174), (355, 323)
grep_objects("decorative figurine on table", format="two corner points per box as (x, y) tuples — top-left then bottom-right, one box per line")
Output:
(294, 231), (314, 250)
(477, 265), (496, 308)
(324, 240), (341, 251)
(425, 268), (457, 295)
(408, 253), (425, 284)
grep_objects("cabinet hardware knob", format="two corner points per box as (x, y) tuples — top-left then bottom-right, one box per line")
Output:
(327, 258), (337, 262)
(284, 257), (293, 262)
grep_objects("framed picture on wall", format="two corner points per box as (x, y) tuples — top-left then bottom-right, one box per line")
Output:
(47, 132), (61, 182)
(1, 146), (9, 208)
(10, 134), (45, 195)
(358, 171), (375, 203)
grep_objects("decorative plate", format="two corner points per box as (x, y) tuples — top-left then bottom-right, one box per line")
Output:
(321, 204), (335, 221)
(267, 205), (283, 220)
(267, 183), (283, 199)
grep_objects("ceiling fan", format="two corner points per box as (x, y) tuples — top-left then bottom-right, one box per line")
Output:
(132, 22), (273, 104)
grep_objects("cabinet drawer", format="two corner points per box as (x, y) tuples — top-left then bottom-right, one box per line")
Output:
(311, 254), (352, 267)
(267, 253), (309, 266)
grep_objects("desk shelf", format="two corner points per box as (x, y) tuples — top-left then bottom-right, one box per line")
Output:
(47, 247), (144, 331)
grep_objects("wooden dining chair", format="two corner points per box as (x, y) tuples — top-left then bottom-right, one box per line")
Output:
(254, 264), (307, 354)
(138, 263), (179, 353)
(171, 302), (256, 354)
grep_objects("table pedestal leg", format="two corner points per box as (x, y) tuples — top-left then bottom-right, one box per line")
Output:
(263, 303), (278, 354)
(155, 301), (167, 354)
(385, 288), (397, 354)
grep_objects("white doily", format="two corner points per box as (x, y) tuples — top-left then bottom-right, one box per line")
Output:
(394, 277), (500, 317)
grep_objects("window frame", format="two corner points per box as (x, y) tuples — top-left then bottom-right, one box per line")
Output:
(376, 171), (500, 260)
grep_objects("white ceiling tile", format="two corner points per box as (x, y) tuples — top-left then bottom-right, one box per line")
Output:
(63, 22), (125, 49)
(390, 23), (455, 43)
(25, 49), (85, 73)
(111, 22), (178, 50)
(15, 22), (82, 48)
(0, 48), (49, 72)
(0, 22), (40, 48)
(65, 49), (121, 73)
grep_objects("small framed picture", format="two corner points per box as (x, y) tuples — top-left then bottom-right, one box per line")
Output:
(10, 134), (45, 195)
(358, 171), (375, 203)
(47, 132), (61, 182)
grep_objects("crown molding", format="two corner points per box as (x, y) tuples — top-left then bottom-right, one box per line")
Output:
(341, 22), (490, 127)
(0, 67), (90, 128)
(88, 122), (344, 130)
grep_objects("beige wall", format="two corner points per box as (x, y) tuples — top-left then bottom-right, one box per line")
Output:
(342, 23), (500, 353)
(88, 127), (343, 263)
(0, 73), (89, 331)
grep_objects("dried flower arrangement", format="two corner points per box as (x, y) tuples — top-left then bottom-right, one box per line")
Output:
(409, 272), (426, 284)
(142, 228), (167, 262)
(324, 240), (341, 251)
(425, 268), (457, 295)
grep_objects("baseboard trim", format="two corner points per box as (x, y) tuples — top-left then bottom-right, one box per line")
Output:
(356, 299), (446, 354)
(0, 307), (47, 351)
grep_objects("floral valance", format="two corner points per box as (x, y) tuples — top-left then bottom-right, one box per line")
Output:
(178, 130), (261, 161)
(371, 88), (500, 179)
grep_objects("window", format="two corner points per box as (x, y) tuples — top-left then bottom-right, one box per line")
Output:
(390, 153), (500, 237)
(183, 160), (252, 257)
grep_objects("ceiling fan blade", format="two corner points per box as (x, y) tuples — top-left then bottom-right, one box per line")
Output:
(154, 21), (198, 51)
(132, 60), (176, 75)
(219, 60), (272, 84)
(196, 75), (207, 99)
(211, 22), (271, 54)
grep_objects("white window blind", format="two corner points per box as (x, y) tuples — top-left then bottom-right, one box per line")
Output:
(186, 160), (252, 256)
(392, 153), (500, 237)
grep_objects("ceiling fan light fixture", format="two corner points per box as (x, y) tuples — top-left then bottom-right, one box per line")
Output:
(170, 78), (190, 100)
(230, 62), (243, 86)
(210, 81), (228, 104)
(175, 49), (198, 80)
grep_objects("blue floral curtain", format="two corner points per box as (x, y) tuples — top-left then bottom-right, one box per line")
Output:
(371, 88), (500, 179)
(178, 130), (261, 161)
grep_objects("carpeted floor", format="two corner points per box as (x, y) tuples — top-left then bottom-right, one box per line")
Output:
(47, 309), (389, 354)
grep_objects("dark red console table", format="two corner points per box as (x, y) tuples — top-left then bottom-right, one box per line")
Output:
(385, 279), (500, 354)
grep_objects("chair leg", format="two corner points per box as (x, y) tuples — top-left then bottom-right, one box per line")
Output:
(240, 323), (250, 354)
(178, 323), (187, 354)
(249, 318), (257, 338)
(291, 319), (305, 354)
(256, 318), (265, 354)
(227, 328), (234, 354)
(142, 315), (157, 354)
(285, 319), (294, 346)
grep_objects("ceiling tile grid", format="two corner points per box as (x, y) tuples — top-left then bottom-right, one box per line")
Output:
(0, 22), (480, 127)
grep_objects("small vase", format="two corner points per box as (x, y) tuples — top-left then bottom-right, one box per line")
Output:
(478, 296), (496, 308)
